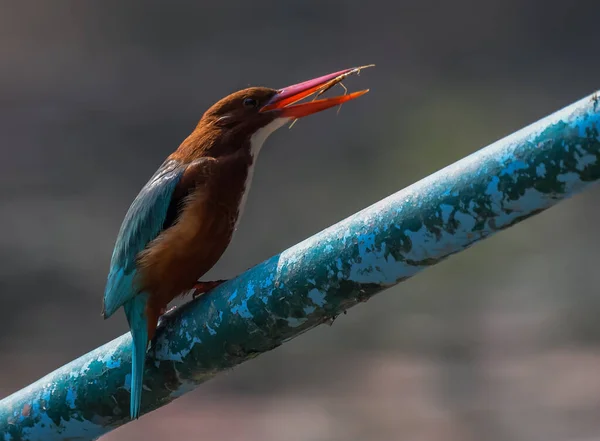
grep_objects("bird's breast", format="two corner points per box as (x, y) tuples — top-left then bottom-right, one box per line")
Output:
(230, 117), (288, 234)
(231, 160), (255, 235)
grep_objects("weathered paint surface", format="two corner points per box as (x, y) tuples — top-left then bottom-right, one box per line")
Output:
(2, 92), (600, 440)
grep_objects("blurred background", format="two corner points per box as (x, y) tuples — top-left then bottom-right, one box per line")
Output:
(2, 1), (600, 440)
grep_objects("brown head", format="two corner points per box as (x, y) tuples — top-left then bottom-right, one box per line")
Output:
(173, 66), (371, 161)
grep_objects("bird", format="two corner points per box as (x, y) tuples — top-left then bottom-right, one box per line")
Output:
(101, 66), (371, 420)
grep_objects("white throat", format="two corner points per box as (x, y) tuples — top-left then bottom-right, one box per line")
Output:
(233, 118), (289, 233)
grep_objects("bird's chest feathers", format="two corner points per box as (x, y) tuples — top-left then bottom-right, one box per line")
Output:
(232, 118), (287, 232)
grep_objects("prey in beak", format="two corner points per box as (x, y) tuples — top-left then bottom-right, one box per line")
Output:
(260, 65), (374, 121)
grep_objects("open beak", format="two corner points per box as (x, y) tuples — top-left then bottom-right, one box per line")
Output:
(259, 65), (372, 119)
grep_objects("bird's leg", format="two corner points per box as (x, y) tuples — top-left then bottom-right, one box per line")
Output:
(192, 280), (227, 299)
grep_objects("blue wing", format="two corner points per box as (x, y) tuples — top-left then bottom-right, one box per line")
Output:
(102, 159), (185, 318)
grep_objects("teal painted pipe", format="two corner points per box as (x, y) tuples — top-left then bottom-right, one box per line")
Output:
(2, 91), (600, 441)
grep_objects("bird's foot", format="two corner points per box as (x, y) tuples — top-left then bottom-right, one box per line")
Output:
(192, 280), (227, 299)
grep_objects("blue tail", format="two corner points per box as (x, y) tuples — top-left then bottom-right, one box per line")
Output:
(124, 294), (149, 420)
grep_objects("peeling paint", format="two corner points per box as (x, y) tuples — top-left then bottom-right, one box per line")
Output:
(303, 306), (316, 314)
(307, 289), (326, 307)
(285, 317), (308, 328)
(206, 325), (217, 336)
(231, 299), (253, 319)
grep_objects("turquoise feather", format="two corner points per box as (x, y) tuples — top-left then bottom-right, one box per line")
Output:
(103, 159), (184, 419)
(103, 159), (184, 318)
(123, 293), (149, 419)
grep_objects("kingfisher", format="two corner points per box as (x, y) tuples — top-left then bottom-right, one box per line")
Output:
(101, 66), (371, 419)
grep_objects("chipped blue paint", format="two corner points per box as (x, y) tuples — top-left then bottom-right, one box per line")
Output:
(303, 306), (316, 314)
(439, 204), (454, 224)
(576, 154), (596, 171)
(64, 389), (76, 410)
(230, 287), (254, 319)
(286, 317), (308, 328)
(213, 311), (224, 327)
(307, 289), (326, 307)
(500, 160), (529, 176)
(536, 163), (547, 178)
(2, 91), (600, 441)
(231, 302), (253, 319)
(557, 172), (582, 193)
(485, 176), (500, 196)
(227, 290), (238, 303)
(206, 325), (217, 336)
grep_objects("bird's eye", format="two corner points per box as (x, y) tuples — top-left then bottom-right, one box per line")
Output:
(243, 98), (258, 108)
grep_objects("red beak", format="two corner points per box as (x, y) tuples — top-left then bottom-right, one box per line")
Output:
(260, 65), (373, 118)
